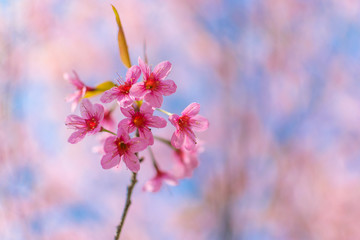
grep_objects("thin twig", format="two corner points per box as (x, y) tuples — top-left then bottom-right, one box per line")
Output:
(114, 171), (138, 240)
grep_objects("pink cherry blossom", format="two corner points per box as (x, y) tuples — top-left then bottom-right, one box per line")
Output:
(102, 108), (116, 130)
(130, 57), (177, 107)
(65, 98), (104, 144)
(143, 169), (178, 193)
(173, 144), (203, 179)
(118, 102), (167, 145)
(169, 102), (209, 150)
(64, 71), (94, 112)
(100, 65), (141, 107)
(100, 127), (148, 172)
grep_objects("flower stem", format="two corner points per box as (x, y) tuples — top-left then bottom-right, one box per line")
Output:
(155, 108), (172, 116)
(101, 127), (116, 135)
(148, 147), (160, 172)
(114, 130), (141, 239)
(154, 136), (176, 150)
(114, 171), (138, 240)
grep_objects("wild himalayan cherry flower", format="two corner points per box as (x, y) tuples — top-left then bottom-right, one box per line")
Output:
(64, 71), (94, 112)
(143, 169), (178, 193)
(101, 127), (148, 172)
(169, 103), (209, 150)
(118, 102), (167, 145)
(100, 65), (141, 107)
(173, 144), (203, 179)
(65, 98), (104, 144)
(131, 57), (177, 107)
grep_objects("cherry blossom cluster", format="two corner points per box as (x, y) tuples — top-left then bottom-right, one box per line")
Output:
(65, 57), (209, 192)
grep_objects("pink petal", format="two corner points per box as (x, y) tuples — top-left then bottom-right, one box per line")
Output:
(126, 65), (141, 84)
(147, 116), (167, 128)
(143, 177), (162, 192)
(100, 87), (121, 103)
(93, 103), (105, 122)
(65, 114), (85, 126)
(68, 130), (87, 144)
(159, 80), (177, 96)
(65, 91), (81, 103)
(118, 119), (133, 133)
(139, 127), (154, 145)
(128, 137), (149, 152)
(171, 130), (185, 149)
(152, 61), (172, 80)
(183, 134), (196, 151)
(169, 114), (180, 131)
(103, 136), (117, 153)
(130, 82), (148, 98)
(182, 102), (200, 117)
(138, 57), (151, 79)
(120, 106), (135, 118)
(101, 153), (121, 169)
(123, 153), (140, 172)
(163, 173), (178, 186)
(80, 98), (94, 119)
(139, 102), (154, 115)
(117, 126), (131, 142)
(144, 92), (163, 108)
(190, 115), (209, 132)
(119, 95), (134, 108)
(64, 71), (84, 89)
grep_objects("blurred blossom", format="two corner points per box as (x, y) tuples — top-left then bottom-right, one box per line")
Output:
(3, 0), (360, 239)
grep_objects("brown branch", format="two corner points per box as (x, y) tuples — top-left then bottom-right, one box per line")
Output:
(114, 171), (138, 240)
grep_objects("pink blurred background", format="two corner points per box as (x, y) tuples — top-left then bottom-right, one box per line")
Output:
(2, 0), (360, 239)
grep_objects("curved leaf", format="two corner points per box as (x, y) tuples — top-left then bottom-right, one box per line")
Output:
(84, 81), (115, 98)
(111, 5), (131, 68)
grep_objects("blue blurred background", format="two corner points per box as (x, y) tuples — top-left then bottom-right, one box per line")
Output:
(2, 0), (360, 239)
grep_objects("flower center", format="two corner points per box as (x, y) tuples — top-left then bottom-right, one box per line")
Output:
(133, 113), (145, 127)
(118, 83), (131, 94)
(116, 139), (128, 155)
(178, 115), (190, 130)
(86, 117), (98, 130)
(145, 73), (159, 90)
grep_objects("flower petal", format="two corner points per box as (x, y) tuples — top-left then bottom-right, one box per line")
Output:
(181, 102), (200, 117)
(169, 114), (180, 129)
(93, 103), (105, 122)
(130, 82), (148, 98)
(68, 130), (87, 144)
(65, 114), (85, 127)
(139, 102), (154, 115)
(143, 176), (162, 192)
(120, 106), (135, 118)
(117, 126), (131, 141)
(138, 127), (154, 145)
(171, 130), (185, 149)
(190, 115), (209, 132)
(126, 65), (141, 84)
(159, 80), (177, 96)
(144, 92), (163, 108)
(80, 98), (94, 119)
(101, 153), (121, 169)
(129, 137), (149, 152)
(183, 134), (196, 151)
(100, 87), (121, 103)
(118, 119), (133, 133)
(152, 61), (172, 80)
(64, 71), (84, 89)
(138, 57), (151, 79)
(123, 153), (140, 172)
(103, 136), (117, 153)
(119, 95), (134, 108)
(163, 173), (178, 186)
(147, 116), (167, 128)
